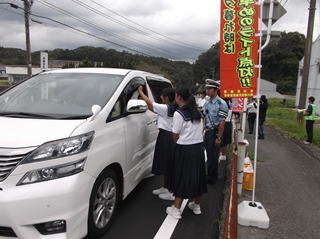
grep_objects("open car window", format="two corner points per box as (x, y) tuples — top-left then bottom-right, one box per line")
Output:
(146, 77), (172, 103)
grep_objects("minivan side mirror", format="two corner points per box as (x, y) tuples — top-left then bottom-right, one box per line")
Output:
(127, 99), (148, 113)
(88, 104), (102, 122)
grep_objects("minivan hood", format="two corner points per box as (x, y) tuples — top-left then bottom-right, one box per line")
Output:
(0, 117), (86, 148)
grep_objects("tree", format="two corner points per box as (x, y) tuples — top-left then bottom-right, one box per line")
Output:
(193, 42), (220, 85)
(261, 31), (305, 94)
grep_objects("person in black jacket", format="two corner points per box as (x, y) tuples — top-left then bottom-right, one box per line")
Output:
(258, 95), (268, 139)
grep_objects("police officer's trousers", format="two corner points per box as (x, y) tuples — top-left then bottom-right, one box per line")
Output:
(204, 130), (219, 182)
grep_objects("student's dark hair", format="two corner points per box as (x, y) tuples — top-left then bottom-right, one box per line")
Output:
(201, 91), (206, 95)
(162, 87), (175, 103)
(222, 98), (231, 110)
(309, 96), (315, 103)
(176, 85), (201, 122)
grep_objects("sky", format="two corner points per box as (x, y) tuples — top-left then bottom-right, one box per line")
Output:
(0, 0), (319, 63)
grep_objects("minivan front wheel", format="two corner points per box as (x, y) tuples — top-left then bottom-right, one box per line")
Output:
(87, 168), (119, 238)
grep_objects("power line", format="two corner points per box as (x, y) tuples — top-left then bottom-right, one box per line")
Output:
(1, 2), (198, 60)
(29, 12), (155, 57)
(0, 3), (154, 57)
(89, 0), (206, 51)
(69, 0), (204, 52)
(113, 0), (204, 38)
(36, 0), (196, 60)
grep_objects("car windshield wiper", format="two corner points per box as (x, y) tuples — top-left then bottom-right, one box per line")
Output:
(0, 112), (56, 119)
(57, 115), (92, 119)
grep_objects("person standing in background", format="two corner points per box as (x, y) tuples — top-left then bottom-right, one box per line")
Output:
(138, 86), (177, 200)
(303, 96), (316, 145)
(165, 85), (207, 220)
(258, 95), (268, 139)
(247, 98), (257, 134)
(197, 91), (207, 111)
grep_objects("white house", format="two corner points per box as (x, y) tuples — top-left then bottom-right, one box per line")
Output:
(0, 60), (82, 85)
(295, 34), (320, 115)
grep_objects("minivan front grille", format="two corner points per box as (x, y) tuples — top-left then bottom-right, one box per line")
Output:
(0, 154), (26, 182)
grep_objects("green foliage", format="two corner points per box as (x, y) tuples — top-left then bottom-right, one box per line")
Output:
(0, 47), (27, 65)
(261, 32), (305, 94)
(266, 98), (320, 146)
(0, 81), (10, 86)
(0, 46), (194, 89)
(193, 42), (220, 84)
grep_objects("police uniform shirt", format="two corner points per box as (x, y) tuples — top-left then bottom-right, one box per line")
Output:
(203, 96), (228, 128)
(153, 102), (173, 131)
(172, 111), (203, 145)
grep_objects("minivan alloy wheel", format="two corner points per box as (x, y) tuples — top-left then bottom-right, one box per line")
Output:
(94, 177), (117, 228)
(87, 169), (119, 239)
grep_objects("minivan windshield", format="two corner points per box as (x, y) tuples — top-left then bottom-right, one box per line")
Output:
(0, 72), (125, 119)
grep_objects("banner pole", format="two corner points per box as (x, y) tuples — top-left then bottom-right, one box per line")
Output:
(238, 0), (270, 229)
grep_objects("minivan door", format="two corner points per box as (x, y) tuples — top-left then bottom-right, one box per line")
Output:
(122, 78), (158, 194)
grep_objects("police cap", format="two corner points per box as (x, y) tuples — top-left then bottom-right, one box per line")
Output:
(205, 79), (220, 89)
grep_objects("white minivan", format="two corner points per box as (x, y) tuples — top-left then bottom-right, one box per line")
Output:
(0, 68), (173, 239)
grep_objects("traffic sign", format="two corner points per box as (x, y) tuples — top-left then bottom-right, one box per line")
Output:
(262, 0), (287, 26)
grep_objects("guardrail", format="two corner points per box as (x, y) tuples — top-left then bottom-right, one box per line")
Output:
(223, 118), (239, 239)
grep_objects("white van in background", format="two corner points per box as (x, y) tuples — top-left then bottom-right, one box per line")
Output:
(0, 68), (172, 239)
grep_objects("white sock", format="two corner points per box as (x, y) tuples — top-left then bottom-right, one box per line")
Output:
(173, 206), (180, 212)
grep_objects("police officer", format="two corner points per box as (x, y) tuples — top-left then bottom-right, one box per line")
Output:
(203, 79), (228, 184)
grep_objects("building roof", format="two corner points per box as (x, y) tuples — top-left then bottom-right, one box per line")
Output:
(259, 78), (284, 98)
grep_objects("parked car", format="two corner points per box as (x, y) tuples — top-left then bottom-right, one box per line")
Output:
(0, 68), (172, 239)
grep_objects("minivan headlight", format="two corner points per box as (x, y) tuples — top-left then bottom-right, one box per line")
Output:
(21, 132), (94, 164)
(17, 158), (86, 186)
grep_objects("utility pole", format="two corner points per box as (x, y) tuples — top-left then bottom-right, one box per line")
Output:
(23, 0), (33, 76)
(212, 65), (215, 80)
(297, 0), (317, 124)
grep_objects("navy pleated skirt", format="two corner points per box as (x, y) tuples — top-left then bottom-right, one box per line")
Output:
(221, 121), (232, 147)
(151, 129), (175, 176)
(166, 143), (207, 199)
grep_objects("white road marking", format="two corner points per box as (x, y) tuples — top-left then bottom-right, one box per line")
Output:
(153, 199), (188, 239)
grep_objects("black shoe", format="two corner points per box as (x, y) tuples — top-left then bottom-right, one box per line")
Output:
(249, 132), (252, 134)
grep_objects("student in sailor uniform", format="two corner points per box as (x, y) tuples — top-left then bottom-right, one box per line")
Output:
(166, 85), (207, 220)
(202, 79), (228, 184)
(138, 86), (177, 200)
